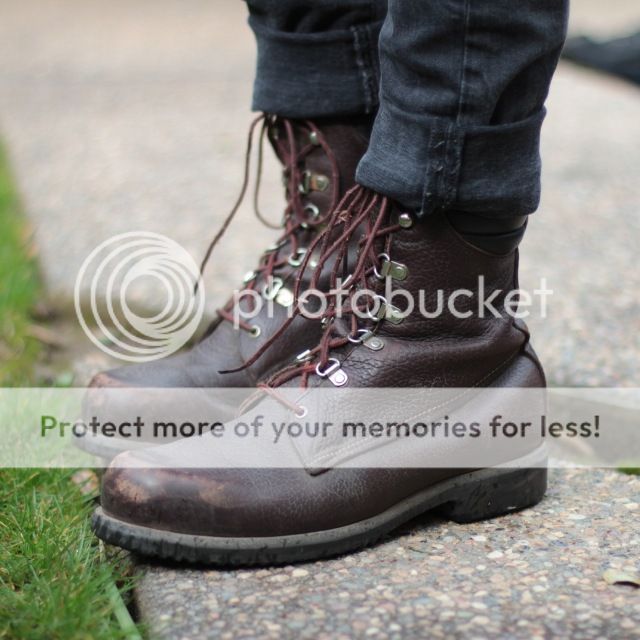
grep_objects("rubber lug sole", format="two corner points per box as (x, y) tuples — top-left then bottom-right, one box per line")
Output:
(92, 449), (547, 566)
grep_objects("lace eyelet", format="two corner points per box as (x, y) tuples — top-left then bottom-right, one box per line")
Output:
(304, 203), (320, 220)
(398, 212), (413, 228)
(288, 248), (307, 267)
(294, 405), (308, 418)
(315, 358), (341, 378)
(262, 277), (284, 300)
(347, 329), (370, 344)
(295, 349), (313, 363)
(243, 270), (257, 284)
(373, 253), (391, 281)
(249, 326), (261, 338)
(366, 295), (387, 322)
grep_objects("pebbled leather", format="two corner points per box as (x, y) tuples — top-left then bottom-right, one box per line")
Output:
(319, 211), (528, 390)
(88, 120), (371, 393)
(99, 208), (547, 538)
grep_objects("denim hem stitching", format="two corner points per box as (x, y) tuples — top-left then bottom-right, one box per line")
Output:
(351, 25), (378, 115)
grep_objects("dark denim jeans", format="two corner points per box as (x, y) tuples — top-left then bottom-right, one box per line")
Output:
(246, 0), (569, 217)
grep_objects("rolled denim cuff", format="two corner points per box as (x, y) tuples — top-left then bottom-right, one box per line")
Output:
(356, 103), (546, 217)
(249, 16), (382, 118)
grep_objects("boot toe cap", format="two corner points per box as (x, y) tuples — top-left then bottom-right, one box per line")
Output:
(100, 452), (255, 536)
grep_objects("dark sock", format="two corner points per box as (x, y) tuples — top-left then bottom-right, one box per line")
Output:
(313, 114), (375, 138)
(447, 211), (528, 254)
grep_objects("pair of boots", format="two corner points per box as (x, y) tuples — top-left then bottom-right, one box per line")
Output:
(90, 117), (546, 565)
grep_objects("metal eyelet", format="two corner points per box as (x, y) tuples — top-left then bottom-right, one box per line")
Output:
(313, 174), (330, 191)
(373, 253), (391, 281)
(294, 405), (308, 418)
(299, 171), (329, 195)
(299, 171), (330, 194)
(309, 131), (320, 146)
(367, 295), (386, 322)
(243, 270), (257, 284)
(388, 261), (409, 281)
(347, 329), (386, 351)
(304, 203), (320, 219)
(275, 287), (294, 308)
(295, 349), (313, 363)
(301, 203), (321, 230)
(249, 326), (261, 338)
(262, 277), (284, 300)
(348, 329), (370, 344)
(363, 334), (385, 351)
(315, 357), (348, 387)
(315, 358), (341, 378)
(288, 248), (307, 267)
(298, 171), (312, 195)
(398, 212), (413, 228)
(373, 253), (409, 281)
(366, 295), (404, 324)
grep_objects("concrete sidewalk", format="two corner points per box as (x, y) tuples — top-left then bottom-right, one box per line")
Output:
(1, 1), (639, 638)
(134, 469), (640, 640)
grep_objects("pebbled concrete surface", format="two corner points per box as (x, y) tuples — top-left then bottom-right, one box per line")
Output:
(135, 469), (640, 640)
(521, 64), (640, 387)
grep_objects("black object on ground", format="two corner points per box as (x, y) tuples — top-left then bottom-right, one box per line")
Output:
(562, 31), (640, 86)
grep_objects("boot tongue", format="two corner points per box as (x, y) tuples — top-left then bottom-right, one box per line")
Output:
(268, 115), (372, 167)
(267, 116), (373, 223)
(267, 117), (308, 166)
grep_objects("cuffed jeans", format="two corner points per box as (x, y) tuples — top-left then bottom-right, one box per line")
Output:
(246, 0), (569, 218)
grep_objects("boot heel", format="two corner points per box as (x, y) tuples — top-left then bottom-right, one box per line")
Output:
(438, 466), (547, 524)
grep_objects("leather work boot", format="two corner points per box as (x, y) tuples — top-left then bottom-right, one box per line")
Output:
(81, 116), (371, 458)
(93, 186), (548, 565)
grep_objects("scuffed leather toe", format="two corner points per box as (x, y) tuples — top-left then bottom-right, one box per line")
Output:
(89, 371), (127, 389)
(100, 454), (297, 537)
(89, 352), (198, 389)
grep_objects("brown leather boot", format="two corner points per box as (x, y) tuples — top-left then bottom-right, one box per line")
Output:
(93, 187), (547, 564)
(81, 116), (371, 457)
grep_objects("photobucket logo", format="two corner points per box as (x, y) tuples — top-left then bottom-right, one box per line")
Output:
(74, 232), (205, 362)
(231, 276), (553, 327)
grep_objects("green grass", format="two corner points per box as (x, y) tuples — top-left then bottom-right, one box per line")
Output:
(618, 465), (640, 476)
(0, 470), (139, 640)
(0, 143), (142, 639)
(0, 144), (42, 385)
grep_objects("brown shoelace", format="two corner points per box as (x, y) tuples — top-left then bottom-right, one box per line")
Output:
(198, 114), (340, 334)
(227, 185), (401, 385)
